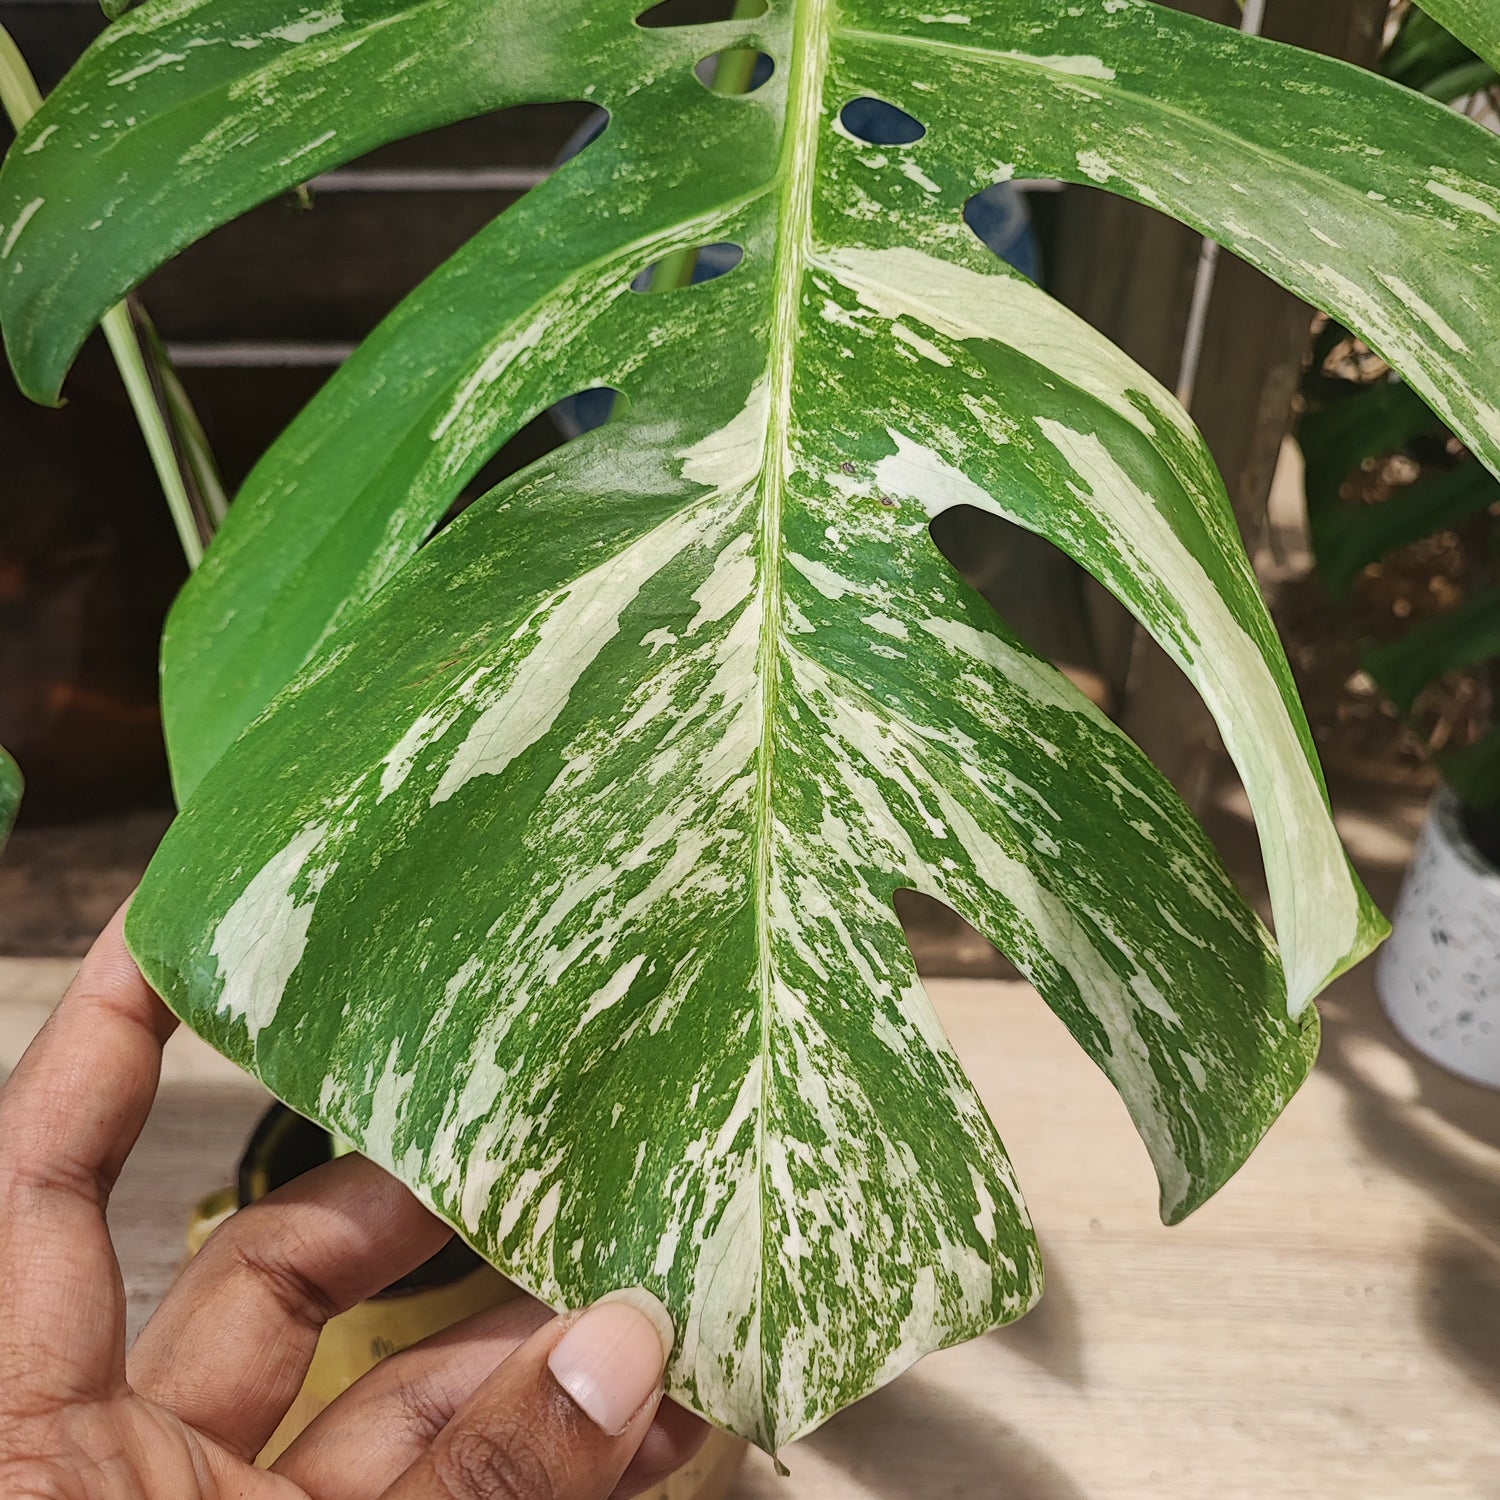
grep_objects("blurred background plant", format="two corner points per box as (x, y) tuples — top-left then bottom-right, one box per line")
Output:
(1290, 0), (1500, 861)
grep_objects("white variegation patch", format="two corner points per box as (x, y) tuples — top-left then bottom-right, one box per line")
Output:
(209, 819), (340, 1043)
(816, 245), (1197, 444)
(1032, 418), (1357, 1009)
(429, 497), (742, 808)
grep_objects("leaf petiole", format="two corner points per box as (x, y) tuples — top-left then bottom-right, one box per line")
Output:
(0, 23), (211, 570)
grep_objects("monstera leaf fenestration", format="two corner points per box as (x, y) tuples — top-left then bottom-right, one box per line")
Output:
(8, 0), (1500, 1450)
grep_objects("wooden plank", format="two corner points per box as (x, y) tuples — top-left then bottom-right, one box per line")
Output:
(141, 189), (526, 343)
(0, 810), (171, 955)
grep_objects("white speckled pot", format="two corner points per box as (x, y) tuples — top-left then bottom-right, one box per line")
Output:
(1377, 789), (1500, 1089)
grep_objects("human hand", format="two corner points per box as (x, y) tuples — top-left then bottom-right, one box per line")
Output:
(0, 907), (706, 1499)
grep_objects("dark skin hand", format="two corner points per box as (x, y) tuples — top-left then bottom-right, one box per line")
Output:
(0, 908), (706, 1499)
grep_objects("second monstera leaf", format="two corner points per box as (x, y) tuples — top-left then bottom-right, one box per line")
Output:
(13, 0), (1500, 1452)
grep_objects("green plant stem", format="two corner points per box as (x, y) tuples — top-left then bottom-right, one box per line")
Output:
(0, 22), (39, 126)
(98, 312), (207, 568)
(0, 24), (206, 569)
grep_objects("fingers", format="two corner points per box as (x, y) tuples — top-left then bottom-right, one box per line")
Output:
(0, 906), (176, 1403)
(613, 1400), (708, 1499)
(275, 1295), (706, 1500)
(128, 1153), (452, 1461)
(378, 1290), (677, 1500)
(273, 1295), (554, 1495)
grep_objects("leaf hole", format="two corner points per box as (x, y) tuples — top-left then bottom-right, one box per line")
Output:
(694, 49), (775, 93)
(636, 0), (767, 25)
(552, 106), (611, 172)
(928, 506), (1106, 693)
(438, 387), (624, 524)
(962, 183), (1045, 283)
(893, 889), (1021, 982)
(322, 99), (600, 190)
(630, 241), (745, 293)
(838, 96), (926, 145)
(548, 384), (625, 442)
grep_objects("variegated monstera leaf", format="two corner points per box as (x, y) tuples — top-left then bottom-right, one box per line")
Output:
(5, 0), (1500, 1451)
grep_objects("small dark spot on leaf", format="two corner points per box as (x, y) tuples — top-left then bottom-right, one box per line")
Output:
(840, 461), (858, 475)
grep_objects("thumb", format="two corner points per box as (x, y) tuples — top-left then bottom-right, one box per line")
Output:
(380, 1289), (676, 1500)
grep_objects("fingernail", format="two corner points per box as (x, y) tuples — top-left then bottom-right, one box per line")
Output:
(547, 1288), (674, 1436)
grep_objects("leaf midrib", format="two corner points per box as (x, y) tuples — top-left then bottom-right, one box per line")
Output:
(750, 0), (833, 1442)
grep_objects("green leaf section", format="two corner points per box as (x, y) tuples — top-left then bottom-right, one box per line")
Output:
(1418, 0), (1500, 76)
(1297, 373), (1500, 598)
(1386, 5), (1497, 98)
(0, 749), (21, 840)
(1301, 379), (1445, 587)
(1388, 6), (1475, 87)
(5, 4), (1500, 807)
(1365, 587), (1500, 715)
(1302, 381), (1443, 507)
(2, 0), (1456, 1447)
(1, 0), (1420, 980)
(1422, 58), (1499, 101)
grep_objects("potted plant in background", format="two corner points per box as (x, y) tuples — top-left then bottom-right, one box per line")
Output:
(1295, 0), (1500, 1089)
(2, 0), (1499, 1466)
